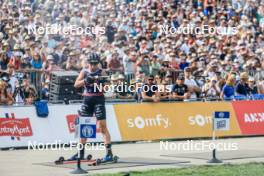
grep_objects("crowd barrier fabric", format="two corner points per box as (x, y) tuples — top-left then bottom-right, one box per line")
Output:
(0, 101), (263, 148)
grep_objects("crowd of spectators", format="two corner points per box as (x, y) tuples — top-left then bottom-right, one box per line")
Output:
(0, 0), (264, 105)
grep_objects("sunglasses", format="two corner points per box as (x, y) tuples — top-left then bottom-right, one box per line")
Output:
(90, 62), (99, 65)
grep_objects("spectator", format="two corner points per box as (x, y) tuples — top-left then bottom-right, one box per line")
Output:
(184, 67), (201, 99)
(108, 52), (123, 74)
(221, 76), (236, 100)
(202, 77), (221, 99)
(115, 74), (132, 99)
(122, 49), (136, 83)
(257, 77), (264, 94)
(65, 51), (82, 71)
(235, 72), (250, 96)
(41, 82), (49, 100)
(30, 52), (43, 70)
(0, 0), (263, 105)
(159, 78), (171, 100)
(248, 77), (258, 95)
(172, 76), (190, 101)
(21, 78), (37, 105)
(0, 80), (13, 105)
(141, 75), (160, 102)
(149, 55), (161, 76)
(179, 56), (189, 71)
(136, 55), (150, 76)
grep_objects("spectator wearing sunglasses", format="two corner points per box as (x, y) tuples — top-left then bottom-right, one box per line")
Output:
(172, 75), (190, 101)
(141, 75), (160, 102)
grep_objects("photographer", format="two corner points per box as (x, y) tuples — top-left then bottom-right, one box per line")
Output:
(14, 76), (37, 105)
(0, 80), (14, 105)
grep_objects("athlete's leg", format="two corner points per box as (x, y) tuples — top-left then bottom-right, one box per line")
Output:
(98, 119), (112, 156)
(94, 102), (113, 158)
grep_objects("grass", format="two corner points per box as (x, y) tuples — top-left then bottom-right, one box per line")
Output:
(94, 163), (264, 176)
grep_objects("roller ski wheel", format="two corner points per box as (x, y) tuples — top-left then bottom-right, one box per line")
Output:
(113, 156), (119, 163)
(88, 159), (101, 166)
(87, 154), (93, 161)
(54, 156), (65, 165)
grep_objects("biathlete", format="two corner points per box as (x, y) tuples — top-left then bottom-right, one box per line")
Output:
(71, 52), (114, 162)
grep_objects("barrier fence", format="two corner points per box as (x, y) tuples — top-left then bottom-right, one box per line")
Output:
(0, 100), (263, 148)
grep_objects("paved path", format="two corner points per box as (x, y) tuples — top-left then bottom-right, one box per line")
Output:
(1, 137), (264, 176)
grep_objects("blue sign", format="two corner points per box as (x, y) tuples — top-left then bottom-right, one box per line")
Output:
(214, 112), (230, 119)
(80, 124), (96, 138)
(213, 111), (230, 131)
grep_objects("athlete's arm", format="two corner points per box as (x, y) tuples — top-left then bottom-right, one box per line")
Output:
(74, 71), (85, 88)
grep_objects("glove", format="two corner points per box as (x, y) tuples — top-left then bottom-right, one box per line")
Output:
(84, 76), (95, 85)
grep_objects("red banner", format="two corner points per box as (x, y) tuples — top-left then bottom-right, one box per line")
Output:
(66, 114), (100, 133)
(0, 118), (33, 137)
(232, 100), (264, 135)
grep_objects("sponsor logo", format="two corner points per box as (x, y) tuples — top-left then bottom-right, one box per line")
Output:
(232, 100), (264, 135)
(127, 114), (170, 129)
(0, 117), (33, 137)
(244, 113), (264, 123)
(188, 114), (212, 127)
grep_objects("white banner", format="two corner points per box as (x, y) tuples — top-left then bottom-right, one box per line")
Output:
(0, 104), (121, 148)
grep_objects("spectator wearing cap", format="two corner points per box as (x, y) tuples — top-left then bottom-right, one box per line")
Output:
(65, 51), (81, 71)
(159, 58), (171, 78)
(221, 75), (236, 100)
(171, 75), (190, 101)
(184, 67), (201, 99)
(141, 75), (160, 102)
(235, 72), (250, 96)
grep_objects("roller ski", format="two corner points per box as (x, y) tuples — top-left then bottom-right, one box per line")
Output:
(92, 155), (119, 165)
(55, 154), (94, 165)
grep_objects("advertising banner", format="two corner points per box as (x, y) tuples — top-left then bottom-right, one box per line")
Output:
(0, 104), (122, 148)
(114, 102), (241, 141)
(232, 100), (264, 135)
(0, 118), (33, 137)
